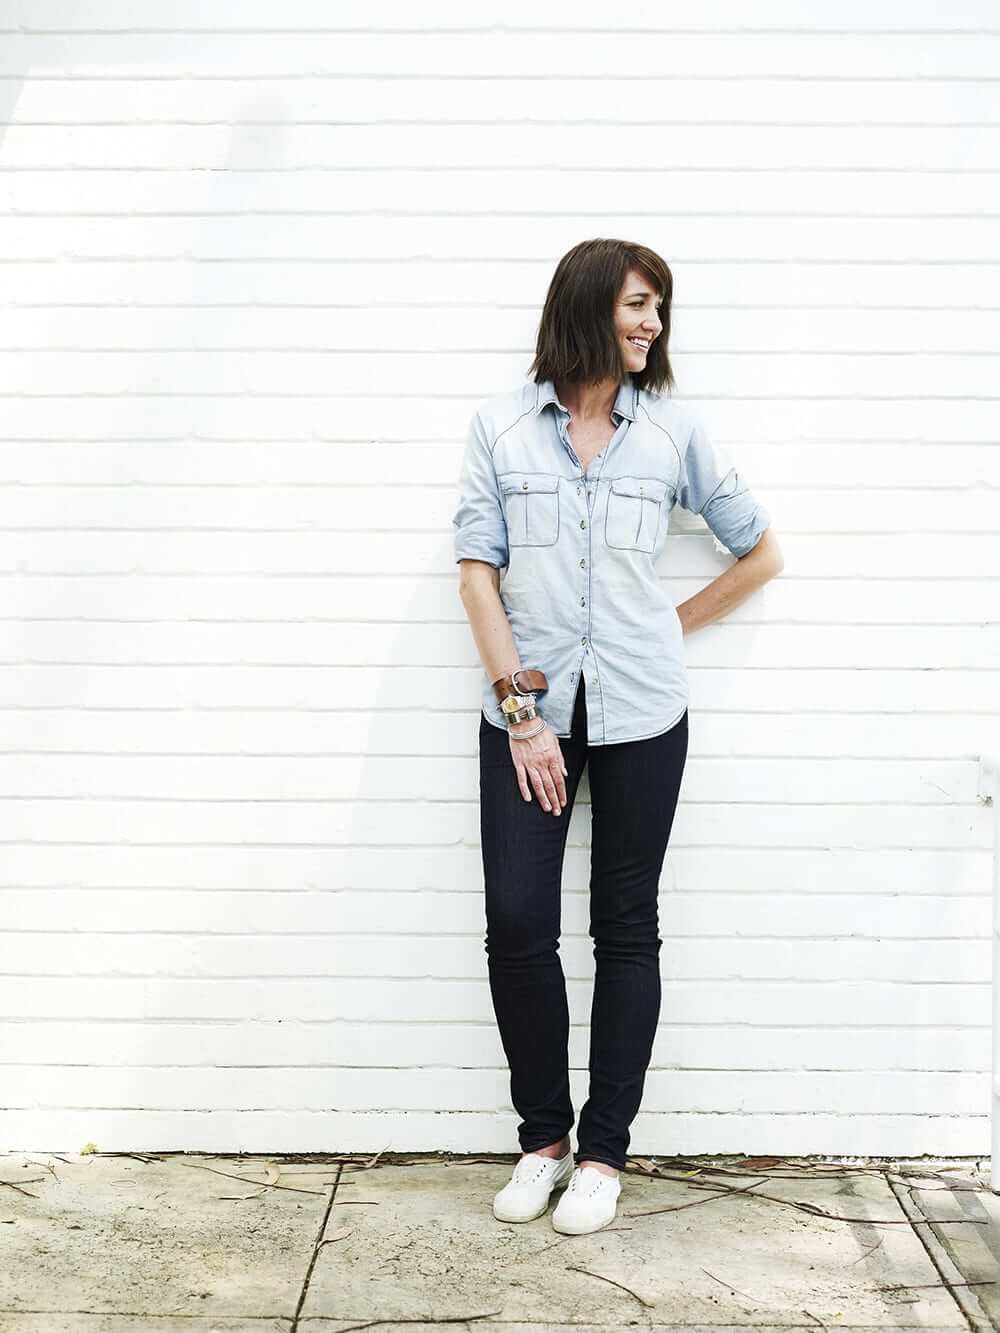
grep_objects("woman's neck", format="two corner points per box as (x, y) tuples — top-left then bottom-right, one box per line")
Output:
(554, 377), (619, 422)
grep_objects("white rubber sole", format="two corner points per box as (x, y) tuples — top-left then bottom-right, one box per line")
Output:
(551, 1207), (618, 1235)
(493, 1186), (568, 1224)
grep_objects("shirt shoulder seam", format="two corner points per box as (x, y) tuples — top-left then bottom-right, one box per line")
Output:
(488, 400), (538, 459)
(637, 399), (683, 473)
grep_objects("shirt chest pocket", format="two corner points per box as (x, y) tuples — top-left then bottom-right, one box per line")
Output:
(498, 472), (561, 547)
(604, 476), (670, 553)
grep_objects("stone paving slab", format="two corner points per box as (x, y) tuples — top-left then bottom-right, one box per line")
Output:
(301, 1160), (971, 1327)
(0, 1319), (289, 1332)
(0, 1152), (994, 1332)
(900, 1165), (1000, 1330)
(0, 1323), (979, 1333)
(0, 1153), (330, 1324)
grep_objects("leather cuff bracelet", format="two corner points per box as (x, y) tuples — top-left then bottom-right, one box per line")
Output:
(492, 668), (549, 703)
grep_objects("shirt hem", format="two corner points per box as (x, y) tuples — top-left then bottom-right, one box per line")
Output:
(598, 705), (688, 745)
(480, 702), (687, 745)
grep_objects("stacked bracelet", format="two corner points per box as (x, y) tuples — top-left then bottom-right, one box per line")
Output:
(508, 717), (547, 740)
(500, 692), (538, 725)
(501, 693), (548, 739)
(492, 667), (550, 735)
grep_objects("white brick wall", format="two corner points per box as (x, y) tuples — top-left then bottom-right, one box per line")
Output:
(1, 1), (998, 1154)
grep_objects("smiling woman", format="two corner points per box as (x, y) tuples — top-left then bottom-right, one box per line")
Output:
(616, 275), (663, 371)
(452, 236), (783, 1235)
(530, 238), (676, 396)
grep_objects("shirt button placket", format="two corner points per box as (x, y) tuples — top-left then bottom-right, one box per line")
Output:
(562, 416), (600, 738)
(580, 453), (605, 742)
(580, 472), (591, 668)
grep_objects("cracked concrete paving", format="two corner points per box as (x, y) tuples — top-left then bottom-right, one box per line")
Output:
(0, 1152), (996, 1332)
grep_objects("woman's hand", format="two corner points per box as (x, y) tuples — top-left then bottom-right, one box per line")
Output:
(507, 718), (568, 815)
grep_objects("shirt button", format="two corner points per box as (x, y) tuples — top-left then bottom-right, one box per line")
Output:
(579, 558), (585, 568)
(576, 485), (581, 495)
(522, 481), (528, 489)
(581, 635), (587, 645)
(580, 519), (586, 529)
(580, 597), (585, 606)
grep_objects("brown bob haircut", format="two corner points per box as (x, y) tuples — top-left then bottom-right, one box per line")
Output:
(527, 238), (675, 395)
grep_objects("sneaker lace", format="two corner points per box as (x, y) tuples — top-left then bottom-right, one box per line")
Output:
(512, 1153), (554, 1184)
(568, 1166), (609, 1197)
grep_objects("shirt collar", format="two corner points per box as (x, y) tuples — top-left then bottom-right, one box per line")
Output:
(534, 378), (637, 423)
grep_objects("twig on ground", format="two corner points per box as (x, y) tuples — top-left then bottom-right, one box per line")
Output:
(566, 1262), (655, 1308)
(178, 1161), (325, 1197)
(0, 1178), (44, 1198)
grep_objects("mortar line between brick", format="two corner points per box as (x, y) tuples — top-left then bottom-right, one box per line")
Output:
(289, 1160), (343, 1333)
(884, 1168), (996, 1333)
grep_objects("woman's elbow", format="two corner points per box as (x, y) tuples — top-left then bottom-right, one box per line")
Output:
(458, 558), (502, 602)
(746, 526), (784, 576)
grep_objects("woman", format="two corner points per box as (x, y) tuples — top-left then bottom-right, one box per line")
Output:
(452, 238), (784, 1235)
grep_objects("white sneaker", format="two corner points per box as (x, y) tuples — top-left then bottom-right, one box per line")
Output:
(550, 1164), (622, 1234)
(492, 1149), (575, 1223)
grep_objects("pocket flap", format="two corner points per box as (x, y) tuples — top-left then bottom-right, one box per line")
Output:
(499, 472), (560, 495)
(609, 476), (669, 503)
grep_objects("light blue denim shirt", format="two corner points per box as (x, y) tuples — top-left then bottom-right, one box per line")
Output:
(453, 377), (771, 744)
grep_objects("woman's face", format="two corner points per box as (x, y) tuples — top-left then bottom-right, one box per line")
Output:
(613, 269), (663, 373)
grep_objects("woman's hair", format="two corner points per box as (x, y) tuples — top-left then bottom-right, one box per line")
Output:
(527, 237), (675, 394)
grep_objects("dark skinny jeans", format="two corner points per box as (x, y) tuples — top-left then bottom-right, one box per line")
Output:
(478, 674), (688, 1172)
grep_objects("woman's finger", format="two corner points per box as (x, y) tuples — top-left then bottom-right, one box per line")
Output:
(528, 766), (553, 812)
(535, 768), (560, 815)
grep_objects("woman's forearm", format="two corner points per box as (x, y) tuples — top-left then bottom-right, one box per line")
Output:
(458, 564), (522, 686)
(676, 529), (784, 637)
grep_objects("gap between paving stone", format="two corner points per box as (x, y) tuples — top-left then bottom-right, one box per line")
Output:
(290, 1162), (344, 1333)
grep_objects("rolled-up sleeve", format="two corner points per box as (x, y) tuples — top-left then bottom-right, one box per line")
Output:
(676, 416), (770, 558)
(452, 409), (509, 568)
